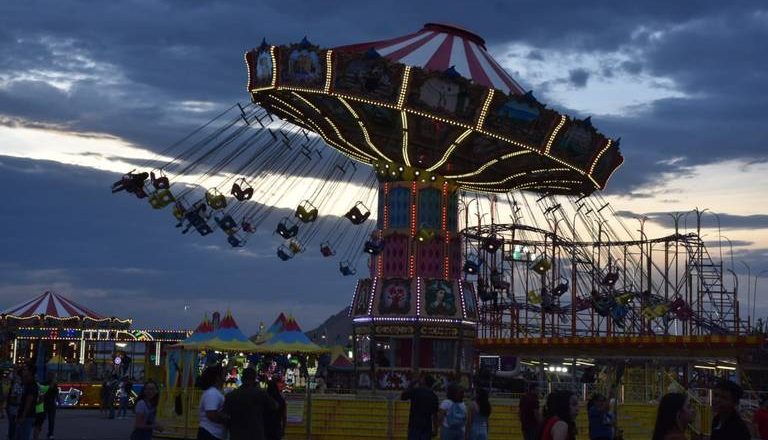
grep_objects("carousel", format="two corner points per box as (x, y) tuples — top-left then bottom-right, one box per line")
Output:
(1, 291), (189, 406)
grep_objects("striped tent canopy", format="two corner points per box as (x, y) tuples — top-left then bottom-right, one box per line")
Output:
(0, 291), (131, 329)
(335, 22), (525, 96)
(178, 311), (257, 352)
(254, 314), (327, 354)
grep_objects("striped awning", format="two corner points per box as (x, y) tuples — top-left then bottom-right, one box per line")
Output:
(335, 22), (525, 96)
(2, 291), (103, 319)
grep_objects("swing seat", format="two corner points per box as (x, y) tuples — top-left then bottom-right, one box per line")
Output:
(277, 247), (293, 261)
(295, 203), (318, 223)
(574, 296), (592, 311)
(227, 235), (244, 248)
(482, 236), (503, 253)
(150, 171), (170, 190)
(206, 189), (227, 210)
(195, 222), (214, 236)
(134, 187), (148, 199)
(241, 219), (256, 234)
(363, 240), (384, 255)
(288, 240), (303, 254)
(231, 181), (254, 201)
(276, 220), (299, 239)
(320, 243), (336, 257)
(339, 262), (356, 276)
(529, 257), (551, 275)
(172, 202), (187, 220)
(552, 281), (569, 297)
(112, 171), (149, 194)
(149, 189), (175, 209)
(601, 272), (619, 286)
(344, 203), (371, 225)
(215, 215), (238, 234)
(462, 258), (481, 275)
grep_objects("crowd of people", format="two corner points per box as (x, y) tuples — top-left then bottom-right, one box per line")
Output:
(2, 364), (60, 440)
(401, 376), (768, 440)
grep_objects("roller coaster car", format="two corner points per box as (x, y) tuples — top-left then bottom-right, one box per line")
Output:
(552, 280), (569, 297)
(111, 171), (149, 197)
(642, 303), (669, 319)
(529, 256), (551, 275)
(215, 215), (239, 234)
(601, 272), (619, 287)
(149, 189), (175, 209)
(339, 261), (356, 276)
(363, 240), (385, 255)
(150, 171), (170, 190)
(295, 200), (318, 223)
(526, 290), (542, 305)
(573, 296), (592, 311)
(230, 179), (254, 201)
(462, 257), (482, 275)
(276, 218), (299, 239)
(320, 242), (336, 257)
(490, 269), (510, 291)
(205, 189), (227, 210)
(277, 246), (294, 261)
(482, 236), (503, 253)
(594, 297), (614, 317)
(669, 297), (693, 320)
(344, 202), (370, 225)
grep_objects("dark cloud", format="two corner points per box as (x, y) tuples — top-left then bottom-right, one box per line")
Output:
(614, 209), (768, 231)
(0, 156), (370, 331)
(568, 68), (590, 88)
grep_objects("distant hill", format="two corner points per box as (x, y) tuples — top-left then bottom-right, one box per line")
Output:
(306, 307), (352, 347)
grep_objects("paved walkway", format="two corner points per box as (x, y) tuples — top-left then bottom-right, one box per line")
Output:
(0, 410), (134, 440)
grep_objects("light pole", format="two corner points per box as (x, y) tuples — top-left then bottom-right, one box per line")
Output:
(720, 236), (735, 273)
(740, 261), (752, 324)
(754, 270), (768, 324)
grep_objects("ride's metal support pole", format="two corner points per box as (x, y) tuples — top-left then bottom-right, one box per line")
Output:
(571, 249), (577, 337)
(352, 327), (358, 393)
(305, 383), (312, 440)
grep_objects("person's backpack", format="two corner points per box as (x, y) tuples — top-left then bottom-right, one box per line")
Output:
(446, 402), (466, 429)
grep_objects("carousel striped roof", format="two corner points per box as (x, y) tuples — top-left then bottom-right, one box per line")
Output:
(335, 22), (525, 96)
(2, 291), (103, 319)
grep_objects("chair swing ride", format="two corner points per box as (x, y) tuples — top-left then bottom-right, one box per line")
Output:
(113, 24), (747, 385)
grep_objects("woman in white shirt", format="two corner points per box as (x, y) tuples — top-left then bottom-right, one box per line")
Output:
(197, 366), (227, 440)
(438, 383), (467, 440)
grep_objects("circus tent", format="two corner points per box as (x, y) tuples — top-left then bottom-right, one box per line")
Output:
(254, 314), (327, 354)
(177, 311), (257, 352)
(0, 290), (131, 329)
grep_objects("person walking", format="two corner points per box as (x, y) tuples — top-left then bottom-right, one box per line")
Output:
(223, 368), (276, 440)
(107, 375), (119, 420)
(540, 390), (579, 440)
(519, 382), (541, 440)
(651, 393), (694, 440)
(15, 365), (39, 440)
(711, 380), (750, 440)
(118, 379), (132, 419)
(0, 372), (6, 420)
(400, 376), (439, 440)
(99, 376), (109, 417)
(264, 379), (287, 440)
(754, 396), (768, 440)
(466, 388), (491, 440)
(42, 373), (59, 440)
(587, 394), (614, 440)
(31, 376), (49, 440)
(131, 380), (163, 440)
(197, 366), (227, 440)
(438, 383), (466, 440)
(6, 369), (23, 440)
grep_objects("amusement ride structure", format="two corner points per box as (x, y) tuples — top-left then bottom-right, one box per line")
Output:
(112, 23), (765, 392)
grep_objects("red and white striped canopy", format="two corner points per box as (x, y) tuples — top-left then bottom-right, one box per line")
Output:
(335, 23), (525, 96)
(2, 291), (103, 319)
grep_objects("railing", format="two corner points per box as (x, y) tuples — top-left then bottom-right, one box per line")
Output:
(154, 388), (718, 440)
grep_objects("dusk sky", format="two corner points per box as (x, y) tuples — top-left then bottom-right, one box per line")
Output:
(0, 1), (766, 334)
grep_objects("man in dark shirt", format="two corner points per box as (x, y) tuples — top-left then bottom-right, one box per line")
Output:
(401, 375), (439, 440)
(519, 382), (541, 440)
(223, 367), (276, 440)
(710, 380), (750, 440)
(16, 364), (38, 440)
